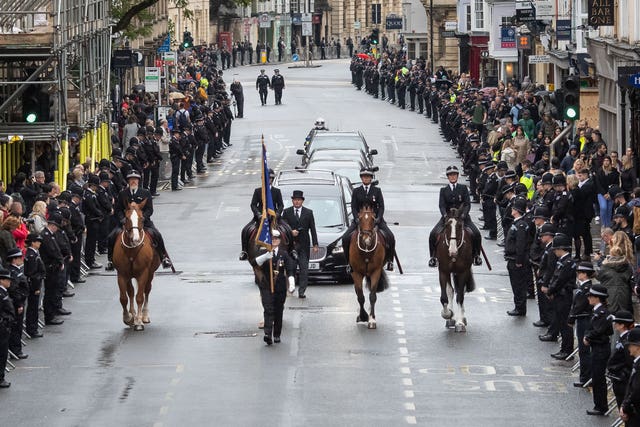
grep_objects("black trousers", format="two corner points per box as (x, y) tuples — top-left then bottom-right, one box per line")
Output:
(612, 379), (627, 408)
(43, 266), (62, 320)
(574, 219), (593, 257)
(274, 88), (283, 104)
(535, 274), (553, 324)
(0, 331), (8, 381)
(431, 103), (439, 122)
(507, 261), (528, 313)
(260, 286), (286, 339)
(97, 216), (110, 253)
(25, 281), (41, 334)
(549, 292), (573, 353)
(380, 82), (385, 99)
(295, 249), (310, 296)
(481, 199), (497, 237)
(84, 219), (101, 265)
(409, 92), (415, 110)
(170, 156), (181, 190)
(259, 88), (268, 105)
(9, 306), (24, 354)
(590, 343), (611, 411)
(417, 95), (424, 113)
(575, 316), (592, 383)
(236, 96), (244, 118)
(181, 155), (193, 181)
(195, 143), (206, 171)
(148, 163), (159, 194)
(69, 237), (82, 281)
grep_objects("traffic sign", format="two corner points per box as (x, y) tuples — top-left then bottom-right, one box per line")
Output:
(528, 55), (550, 64)
(302, 22), (312, 36)
(259, 13), (270, 28)
(145, 67), (160, 93)
(292, 54), (299, 62)
(444, 21), (457, 31)
(480, 51), (489, 58)
(157, 34), (171, 53)
(630, 73), (640, 88)
(618, 66), (640, 88)
(163, 51), (176, 66)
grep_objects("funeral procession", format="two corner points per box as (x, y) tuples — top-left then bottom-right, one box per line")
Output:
(0, 0), (639, 426)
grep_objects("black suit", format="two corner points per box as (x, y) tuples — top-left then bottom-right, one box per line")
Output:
(573, 178), (596, 256)
(0, 286), (15, 381)
(257, 246), (296, 340)
(281, 206), (318, 296)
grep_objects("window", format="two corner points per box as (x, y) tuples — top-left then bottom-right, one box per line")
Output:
(474, 0), (484, 29)
(290, 0), (298, 13)
(466, 5), (471, 32)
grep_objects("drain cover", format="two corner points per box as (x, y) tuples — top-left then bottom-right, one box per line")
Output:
(288, 306), (324, 311)
(194, 331), (258, 338)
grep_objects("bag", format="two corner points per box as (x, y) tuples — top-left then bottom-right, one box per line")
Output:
(633, 206), (640, 235)
(175, 110), (189, 129)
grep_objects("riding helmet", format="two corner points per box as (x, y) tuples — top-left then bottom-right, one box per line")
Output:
(445, 165), (459, 176)
(359, 168), (375, 177)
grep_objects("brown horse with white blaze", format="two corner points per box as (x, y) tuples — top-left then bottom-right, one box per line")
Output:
(113, 201), (161, 331)
(349, 204), (388, 329)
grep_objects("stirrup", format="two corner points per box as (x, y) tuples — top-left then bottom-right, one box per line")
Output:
(474, 255), (483, 266)
(428, 257), (438, 268)
(239, 251), (248, 261)
(162, 257), (172, 268)
(386, 261), (394, 271)
(345, 265), (352, 274)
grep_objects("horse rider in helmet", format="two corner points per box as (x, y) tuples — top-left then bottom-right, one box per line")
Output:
(314, 118), (328, 131)
(428, 165), (483, 267)
(342, 168), (396, 271)
(106, 170), (173, 270)
(239, 169), (293, 260)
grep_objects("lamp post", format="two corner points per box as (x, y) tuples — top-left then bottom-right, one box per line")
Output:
(429, 0), (433, 73)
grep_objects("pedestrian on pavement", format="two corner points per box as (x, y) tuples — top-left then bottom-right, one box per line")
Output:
(0, 266), (15, 388)
(256, 69), (270, 106)
(281, 190), (318, 298)
(254, 229), (296, 345)
(271, 69), (285, 105)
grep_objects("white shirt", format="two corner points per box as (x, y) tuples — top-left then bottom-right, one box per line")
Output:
(450, 183), (456, 191)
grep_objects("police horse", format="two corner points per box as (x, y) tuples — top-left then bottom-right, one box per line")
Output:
(435, 208), (476, 332)
(348, 204), (389, 329)
(113, 201), (161, 331)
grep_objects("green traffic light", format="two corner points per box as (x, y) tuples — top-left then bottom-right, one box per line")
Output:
(565, 107), (578, 119)
(25, 112), (37, 123)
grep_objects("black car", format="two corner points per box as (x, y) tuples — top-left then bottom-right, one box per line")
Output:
(273, 169), (353, 283)
(297, 131), (378, 167)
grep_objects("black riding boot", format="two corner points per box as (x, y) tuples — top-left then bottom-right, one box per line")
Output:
(428, 230), (438, 267)
(148, 228), (172, 268)
(105, 227), (120, 271)
(468, 223), (483, 266)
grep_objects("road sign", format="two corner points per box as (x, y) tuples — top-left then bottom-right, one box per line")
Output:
(302, 22), (312, 36)
(157, 34), (171, 53)
(145, 67), (160, 93)
(528, 55), (550, 64)
(302, 13), (312, 22)
(112, 49), (134, 69)
(354, 21), (361, 30)
(441, 31), (456, 38)
(618, 66), (640, 88)
(630, 73), (640, 88)
(444, 21), (457, 31)
(535, 0), (556, 18)
(259, 13), (270, 28)
(480, 51), (489, 58)
(292, 53), (299, 62)
(162, 51), (176, 66)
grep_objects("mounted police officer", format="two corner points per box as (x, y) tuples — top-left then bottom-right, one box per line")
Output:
(342, 168), (396, 271)
(106, 170), (172, 271)
(428, 165), (482, 267)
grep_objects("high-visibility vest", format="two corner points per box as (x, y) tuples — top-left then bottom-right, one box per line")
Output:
(450, 93), (456, 103)
(520, 173), (534, 199)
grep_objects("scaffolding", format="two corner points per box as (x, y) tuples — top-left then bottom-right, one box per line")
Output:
(0, 0), (112, 188)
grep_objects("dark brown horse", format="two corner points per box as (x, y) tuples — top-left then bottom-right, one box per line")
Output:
(246, 221), (292, 286)
(349, 205), (388, 329)
(435, 208), (475, 332)
(113, 201), (161, 331)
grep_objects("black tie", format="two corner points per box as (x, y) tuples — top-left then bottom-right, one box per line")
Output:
(365, 186), (369, 194)
(452, 184), (456, 191)
(295, 209), (300, 219)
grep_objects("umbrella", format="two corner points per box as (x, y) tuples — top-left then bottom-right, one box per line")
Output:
(535, 90), (550, 97)
(169, 91), (185, 101)
(132, 84), (145, 92)
(356, 53), (369, 59)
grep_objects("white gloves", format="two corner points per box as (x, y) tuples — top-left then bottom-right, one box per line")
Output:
(255, 251), (274, 266)
(288, 276), (296, 293)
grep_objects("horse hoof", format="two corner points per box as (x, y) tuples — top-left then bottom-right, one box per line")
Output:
(445, 319), (456, 328)
(142, 317), (150, 324)
(455, 324), (466, 333)
(441, 309), (453, 320)
(134, 324), (144, 331)
(368, 321), (377, 329)
(463, 317), (468, 326)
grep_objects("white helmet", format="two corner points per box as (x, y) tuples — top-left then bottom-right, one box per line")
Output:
(314, 117), (325, 129)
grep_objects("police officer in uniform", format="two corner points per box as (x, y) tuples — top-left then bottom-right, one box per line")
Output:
(6, 248), (28, 359)
(271, 69), (285, 105)
(568, 261), (596, 387)
(342, 168), (396, 271)
(551, 174), (573, 237)
(533, 221), (556, 332)
(254, 229), (296, 345)
(428, 165), (482, 267)
(256, 69), (270, 105)
(542, 233), (576, 360)
(584, 284), (613, 416)
(106, 171), (172, 270)
(481, 161), (499, 240)
(39, 214), (65, 325)
(504, 198), (529, 316)
(0, 267), (15, 388)
(23, 233), (45, 337)
(193, 117), (209, 174)
(83, 174), (104, 269)
(169, 128), (184, 191)
(609, 310), (636, 409)
(621, 328), (640, 426)
(239, 169), (285, 261)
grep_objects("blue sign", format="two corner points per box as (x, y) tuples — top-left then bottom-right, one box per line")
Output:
(556, 19), (571, 41)
(292, 13), (302, 25)
(157, 34), (171, 53)
(629, 73), (640, 88)
(500, 27), (515, 48)
(292, 53), (299, 62)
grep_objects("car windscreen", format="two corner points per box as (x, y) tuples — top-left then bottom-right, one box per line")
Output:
(310, 136), (365, 152)
(284, 196), (344, 228)
(307, 163), (361, 184)
(308, 149), (366, 164)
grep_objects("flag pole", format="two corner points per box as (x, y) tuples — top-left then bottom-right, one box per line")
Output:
(262, 134), (275, 294)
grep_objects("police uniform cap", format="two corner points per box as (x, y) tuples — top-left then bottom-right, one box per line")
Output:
(126, 170), (142, 180)
(627, 329), (640, 345)
(504, 170), (517, 179)
(272, 229), (281, 238)
(359, 168), (375, 177)
(0, 267), (11, 280)
(99, 159), (110, 169)
(111, 148), (123, 158)
(154, 127), (164, 135)
(512, 197), (527, 214)
(576, 261), (595, 273)
(514, 183), (528, 195)
(47, 213), (63, 227)
(6, 247), (23, 259)
(552, 174), (566, 186)
(70, 187), (83, 198)
(541, 172), (554, 185)
(614, 205), (631, 218)
(25, 232), (43, 244)
(609, 185), (624, 199)
(274, 69), (279, 73)
(58, 191), (72, 203)
(58, 206), (71, 220)
(87, 174), (100, 186)
(587, 284), (608, 298)
(99, 171), (111, 183)
(125, 146), (137, 155)
(497, 161), (508, 171)
(445, 165), (459, 175)
(171, 127), (181, 134)
(610, 310), (635, 324)
(195, 116), (204, 122)
(501, 184), (515, 195)
(551, 233), (571, 249)
(533, 206), (550, 220)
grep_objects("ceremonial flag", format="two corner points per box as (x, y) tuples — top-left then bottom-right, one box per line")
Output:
(255, 135), (277, 251)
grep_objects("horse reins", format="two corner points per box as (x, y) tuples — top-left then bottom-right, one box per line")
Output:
(121, 226), (146, 249)
(357, 227), (378, 253)
(443, 221), (465, 250)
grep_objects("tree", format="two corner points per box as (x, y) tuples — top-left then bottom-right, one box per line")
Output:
(112, 0), (194, 39)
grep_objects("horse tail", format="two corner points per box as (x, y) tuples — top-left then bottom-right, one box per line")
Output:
(375, 270), (389, 293)
(465, 272), (476, 293)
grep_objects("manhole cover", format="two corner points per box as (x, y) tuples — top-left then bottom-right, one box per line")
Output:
(194, 331), (258, 338)
(288, 306), (324, 311)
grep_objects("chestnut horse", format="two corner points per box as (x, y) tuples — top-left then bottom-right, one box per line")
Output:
(435, 208), (475, 332)
(349, 205), (388, 329)
(113, 201), (161, 331)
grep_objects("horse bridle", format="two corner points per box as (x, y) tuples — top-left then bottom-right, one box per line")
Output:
(443, 218), (465, 250)
(357, 217), (379, 253)
(121, 224), (146, 249)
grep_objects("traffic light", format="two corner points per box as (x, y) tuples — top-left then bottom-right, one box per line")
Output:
(21, 85), (50, 123)
(182, 30), (193, 50)
(371, 28), (379, 45)
(562, 75), (580, 120)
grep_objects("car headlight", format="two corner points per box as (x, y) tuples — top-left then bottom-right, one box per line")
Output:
(332, 243), (344, 254)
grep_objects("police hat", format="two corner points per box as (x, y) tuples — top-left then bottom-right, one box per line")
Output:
(445, 165), (459, 175)
(111, 148), (123, 158)
(87, 174), (100, 186)
(154, 127), (164, 135)
(552, 174), (566, 186)
(47, 213), (63, 227)
(272, 229), (281, 238)
(291, 190), (305, 200)
(6, 247), (23, 260)
(0, 267), (11, 280)
(609, 185), (625, 200)
(541, 172), (554, 185)
(182, 123), (192, 131)
(70, 186), (83, 198)
(99, 159), (110, 169)
(58, 191), (73, 203)
(533, 206), (550, 220)
(614, 205), (631, 219)
(359, 168), (375, 177)
(610, 310), (635, 324)
(504, 170), (517, 179)
(125, 146), (137, 156)
(480, 160), (495, 169)
(126, 170), (142, 180)
(274, 69), (280, 73)
(511, 197), (527, 214)
(25, 232), (43, 244)
(551, 233), (572, 249)
(497, 161), (508, 171)
(514, 183), (528, 196)
(99, 171), (111, 183)
(576, 261), (595, 273)
(587, 284), (608, 298)
(627, 329), (640, 346)
(171, 127), (181, 134)
(129, 138), (139, 146)
(58, 206), (71, 220)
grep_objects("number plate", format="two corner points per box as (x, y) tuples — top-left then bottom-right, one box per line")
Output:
(308, 262), (320, 270)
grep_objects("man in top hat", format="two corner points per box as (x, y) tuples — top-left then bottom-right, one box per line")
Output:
(83, 174), (105, 270)
(106, 170), (172, 271)
(271, 69), (285, 105)
(428, 165), (483, 268)
(256, 69), (270, 106)
(5, 248), (28, 360)
(504, 198), (530, 316)
(39, 213), (66, 325)
(239, 169), (285, 261)
(608, 310), (636, 409)
(23, 233), (45, 338)
(584, 284), (613, 416)
(342, 168), (396, 271)
(569, 261), (596, 387)
(253, 229), (296, 345)
(574, 168), (596, 259)
(621, 328), (640, 425)
(0, 266), (15, 388)
(281, 190), (318, 298)
(543, 233), (576, 360)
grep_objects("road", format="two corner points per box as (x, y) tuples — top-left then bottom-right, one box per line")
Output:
(2, 60), (612, 427)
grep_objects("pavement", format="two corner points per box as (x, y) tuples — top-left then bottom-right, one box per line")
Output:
(1, 59), (614, 427)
